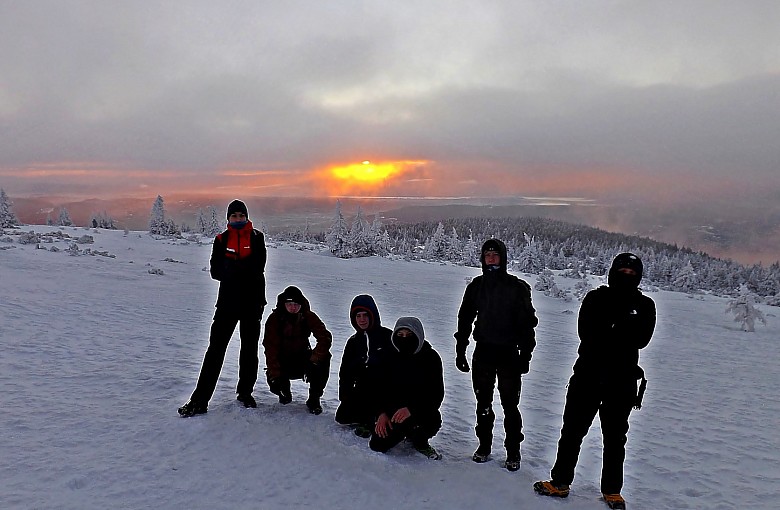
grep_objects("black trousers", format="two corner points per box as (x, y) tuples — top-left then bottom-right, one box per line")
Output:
(335, 389), (372, 426)
(270, 352), (331, 400)
(369, 411), (442, 453)
(471, 343), (524, 454)
(550, 375), (635, 494)
(190, 306), (262, 402)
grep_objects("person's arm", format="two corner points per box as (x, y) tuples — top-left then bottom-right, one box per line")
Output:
(455, 280), (479, 357)
(209, 234), (226, 281)
(307, 311), (333, 364)
(262, 314), (282, 380)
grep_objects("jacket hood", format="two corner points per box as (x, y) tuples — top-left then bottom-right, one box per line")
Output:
(274, 285), (311, 312)
(608, 252), (643, 290)
(480, 238), (508, 272)
(350, 294), (381, 331)
(391, 316), (425, 355)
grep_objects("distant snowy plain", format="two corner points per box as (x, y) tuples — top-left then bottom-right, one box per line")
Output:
(1, 226), (778, 509)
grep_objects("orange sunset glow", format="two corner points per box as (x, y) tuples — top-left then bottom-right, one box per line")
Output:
(316, 159), (428, 195)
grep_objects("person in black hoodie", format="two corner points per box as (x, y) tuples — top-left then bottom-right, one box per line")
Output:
(179, 199), (267, 417)
(335, 294), (392, 437)
(262, 286), (333, 415)
(534, 253), (656, 509)
(454, 238), (538, 471)
(369, 317), (444, 460)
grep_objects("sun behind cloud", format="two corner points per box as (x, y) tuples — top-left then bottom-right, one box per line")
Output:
(320, 159), (428, 195)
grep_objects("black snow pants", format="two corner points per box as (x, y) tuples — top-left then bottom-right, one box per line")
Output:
(471, 343), (524, 455)
(368, 410), (442, 453)
(190, 306), (262, 402)
(550, 374), (636, 494)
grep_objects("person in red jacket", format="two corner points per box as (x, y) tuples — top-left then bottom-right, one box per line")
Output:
(263, 286), (332, 415)
(534, 253), (656, 510)
(178, 199), (267, 417)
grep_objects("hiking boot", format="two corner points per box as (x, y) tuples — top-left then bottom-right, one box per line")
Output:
(533, 480), (570, 498)
(236, 393), (257, 408)
(278, 388), (292, 405)
(603, 493), (626, 509)
(306, 397), (322, 415)
(413, 441), (442, 460)
(177, 400), (208, 417)
(472, 446), (491, 463)
(354, 424), (372, 438)
(505, 451), (521, 472)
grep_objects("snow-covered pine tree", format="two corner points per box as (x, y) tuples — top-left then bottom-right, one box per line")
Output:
(423, 222), (447, 260)
(0, 188), (19, 228)
(195, 208), (208, 234)
(206, 206), (222, 236)
(726, 285), (767, 332)
(57, 207), (73, 226)
(672, 260), (698, 294)
(325, 200), (349, 257)
(348, 206), (371, 257)
(462, 230), (480, 267)
(573, 279), (593, 300)
(149, 195), (166, 235)
(516, 233), (545, 274)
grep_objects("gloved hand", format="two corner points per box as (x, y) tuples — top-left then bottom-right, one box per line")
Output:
(518, 356), (530, 375)
(456, 354), (470, 373)
(303, 360), (319, 383)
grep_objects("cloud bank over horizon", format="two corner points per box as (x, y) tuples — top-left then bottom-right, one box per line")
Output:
(1, 1), (779, 203)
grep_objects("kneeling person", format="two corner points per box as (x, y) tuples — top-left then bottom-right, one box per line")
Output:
(369, 317), (444, 460)
(263, 286), (332, 415)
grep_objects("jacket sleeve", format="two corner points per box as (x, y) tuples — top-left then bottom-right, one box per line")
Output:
(517, 280), (538, 360)
(454, 280), (479, 355)
(209, 234), (226, 281)
(262, 314), (282, 380)
(408, 351), (445, 418)
(251, 230), (268, 280)
(307, 311), (333, 364)
(338, 336), (358, 401)
(626, 295), (656, 350)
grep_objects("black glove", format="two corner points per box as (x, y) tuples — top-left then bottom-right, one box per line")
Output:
(456, 354), (470, 373)
(518, 356), (530, 375)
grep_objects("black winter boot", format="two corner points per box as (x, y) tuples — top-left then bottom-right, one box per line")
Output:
(306, 397), (322, 415)
(237, 393), (257, 408)
(178, 400), (208, 417)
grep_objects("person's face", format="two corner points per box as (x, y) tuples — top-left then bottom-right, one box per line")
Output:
(229, 212), (247, 222)
(484, 251), (500, 266)
(284, 301), (301, 314)
(355, 311), (371, 330)
(396, 328), (413, 338)
(617, 268), (637, 276)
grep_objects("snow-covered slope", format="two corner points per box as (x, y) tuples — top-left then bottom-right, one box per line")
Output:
(1, 226), (778, 509)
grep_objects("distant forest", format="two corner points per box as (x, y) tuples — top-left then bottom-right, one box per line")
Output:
(276, 207), (780, 305)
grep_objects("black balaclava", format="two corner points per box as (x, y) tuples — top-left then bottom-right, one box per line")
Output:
(608, 252), (643, 292)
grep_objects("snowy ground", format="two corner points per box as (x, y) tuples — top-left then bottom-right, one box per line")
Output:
(1, 226), (779, 510)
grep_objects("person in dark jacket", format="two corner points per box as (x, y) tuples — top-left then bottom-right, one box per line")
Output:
(369, 317), (444, 460)
(335, 294), (392, 437)
(454, 238), (538, 471)
(534, 253), (656, 509)
(262, 286), (332, 415)
(179, 199), (267, 417)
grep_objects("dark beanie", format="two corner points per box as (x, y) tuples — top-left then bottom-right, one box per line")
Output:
(610, 252), (643, 278)
(226, 199), (248, 220)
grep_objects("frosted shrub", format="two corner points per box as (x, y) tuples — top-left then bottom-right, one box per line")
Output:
(726, 286), (767, 332)
(76, 235), (94, 244)
(18, 231), (40, 244)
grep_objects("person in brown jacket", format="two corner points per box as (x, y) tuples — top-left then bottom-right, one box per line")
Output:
(262, 286), (332, 414)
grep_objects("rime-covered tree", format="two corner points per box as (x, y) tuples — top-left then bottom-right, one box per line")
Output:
(57, 207), (73, 226)
(573, 279), (593, 300)
(348, 206), (371, 257)
(423, 222), (447, 260)
(672, 260), (698, 293)
(515, 233), (545, 274)
(726, 285), (767, 332)
(325, 200), (349, 257)
(462, 231), (480, 267)
(149, 195), (166, 235)
(0, 188), (19, 228)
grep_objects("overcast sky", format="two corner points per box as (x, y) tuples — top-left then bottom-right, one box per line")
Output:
(1, 1), (779, 202)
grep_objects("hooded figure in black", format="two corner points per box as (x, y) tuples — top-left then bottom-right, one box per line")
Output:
(179, 199), (267, 417)
(369, 317), (444, 460)
(535, 252), (656, 505)
(335, 295), (392, 435)
(262, 286), (333, 415)
(454, 238), (538, 471)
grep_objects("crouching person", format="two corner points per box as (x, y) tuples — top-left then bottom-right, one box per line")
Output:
(262, 286), (332, 415)
(369, 317), (444, 460)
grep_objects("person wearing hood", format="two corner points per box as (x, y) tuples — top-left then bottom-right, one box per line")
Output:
(262, 286), (332, 415)
(368, 317), (444, 460)
(534, 253), (656, 509)
(179, 199), (267, 417)
(335, 294), (392, 437)
(454, 238), (538, 471)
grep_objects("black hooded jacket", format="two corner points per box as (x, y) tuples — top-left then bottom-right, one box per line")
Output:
(573, 284), (656, 381)
(371, 317), (444, 420)
(338, 295), (392, 402)
(210, 222), (267, 314)
(455, 239), (538, 361)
